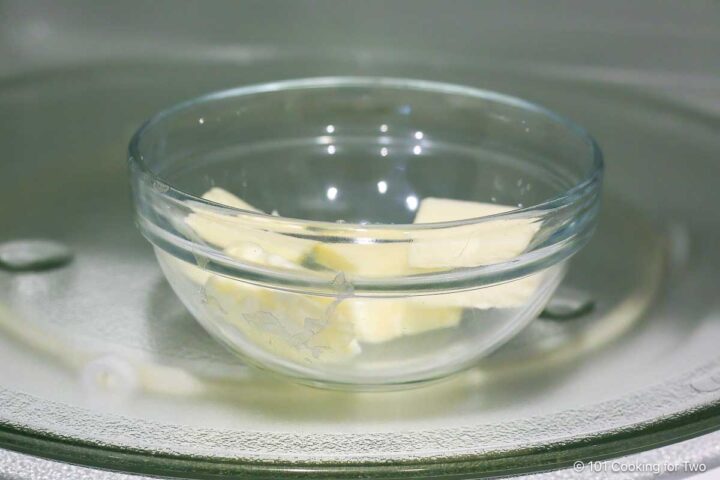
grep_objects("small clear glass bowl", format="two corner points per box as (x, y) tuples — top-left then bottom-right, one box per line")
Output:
(128, 77), (602, 389)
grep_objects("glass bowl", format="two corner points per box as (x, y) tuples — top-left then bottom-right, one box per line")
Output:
(128, 77), (602, 389)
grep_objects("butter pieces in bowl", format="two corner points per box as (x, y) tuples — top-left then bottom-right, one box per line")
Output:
(130, 78), (602, 388)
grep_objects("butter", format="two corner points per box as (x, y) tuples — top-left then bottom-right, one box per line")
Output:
(408, 197), (540, 268)
(185, 189), (315, 264)
(201, 187), (260, 211)
(310, 242), (413, 277)
(204, 275), (361, 363)
(170, 188), (543, 359)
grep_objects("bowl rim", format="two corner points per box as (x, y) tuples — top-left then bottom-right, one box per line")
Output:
(129, 76), (603, 292)
(128, 76), (603, 231)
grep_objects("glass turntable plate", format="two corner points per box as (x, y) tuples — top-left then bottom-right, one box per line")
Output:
(0, 55), (719, 478)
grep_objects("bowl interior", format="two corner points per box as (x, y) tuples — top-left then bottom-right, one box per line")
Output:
(137, 79), (598, 223)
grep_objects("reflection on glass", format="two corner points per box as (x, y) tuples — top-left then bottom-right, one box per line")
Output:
(326, 186), (338, 201)
(405, 195), (419, 210)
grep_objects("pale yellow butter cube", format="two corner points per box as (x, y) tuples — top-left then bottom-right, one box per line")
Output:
(336, 297), (463, 344)
(201, 187), (260, 211)
(310, 242), (412, 277)
(337, 298), (406, 344)
(205, 275), (361, 363)
(409, 197), (539, 269)
(402, 302), (464, 335)
(156, 250), (211, 285)
(185, 188), (316, 264)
